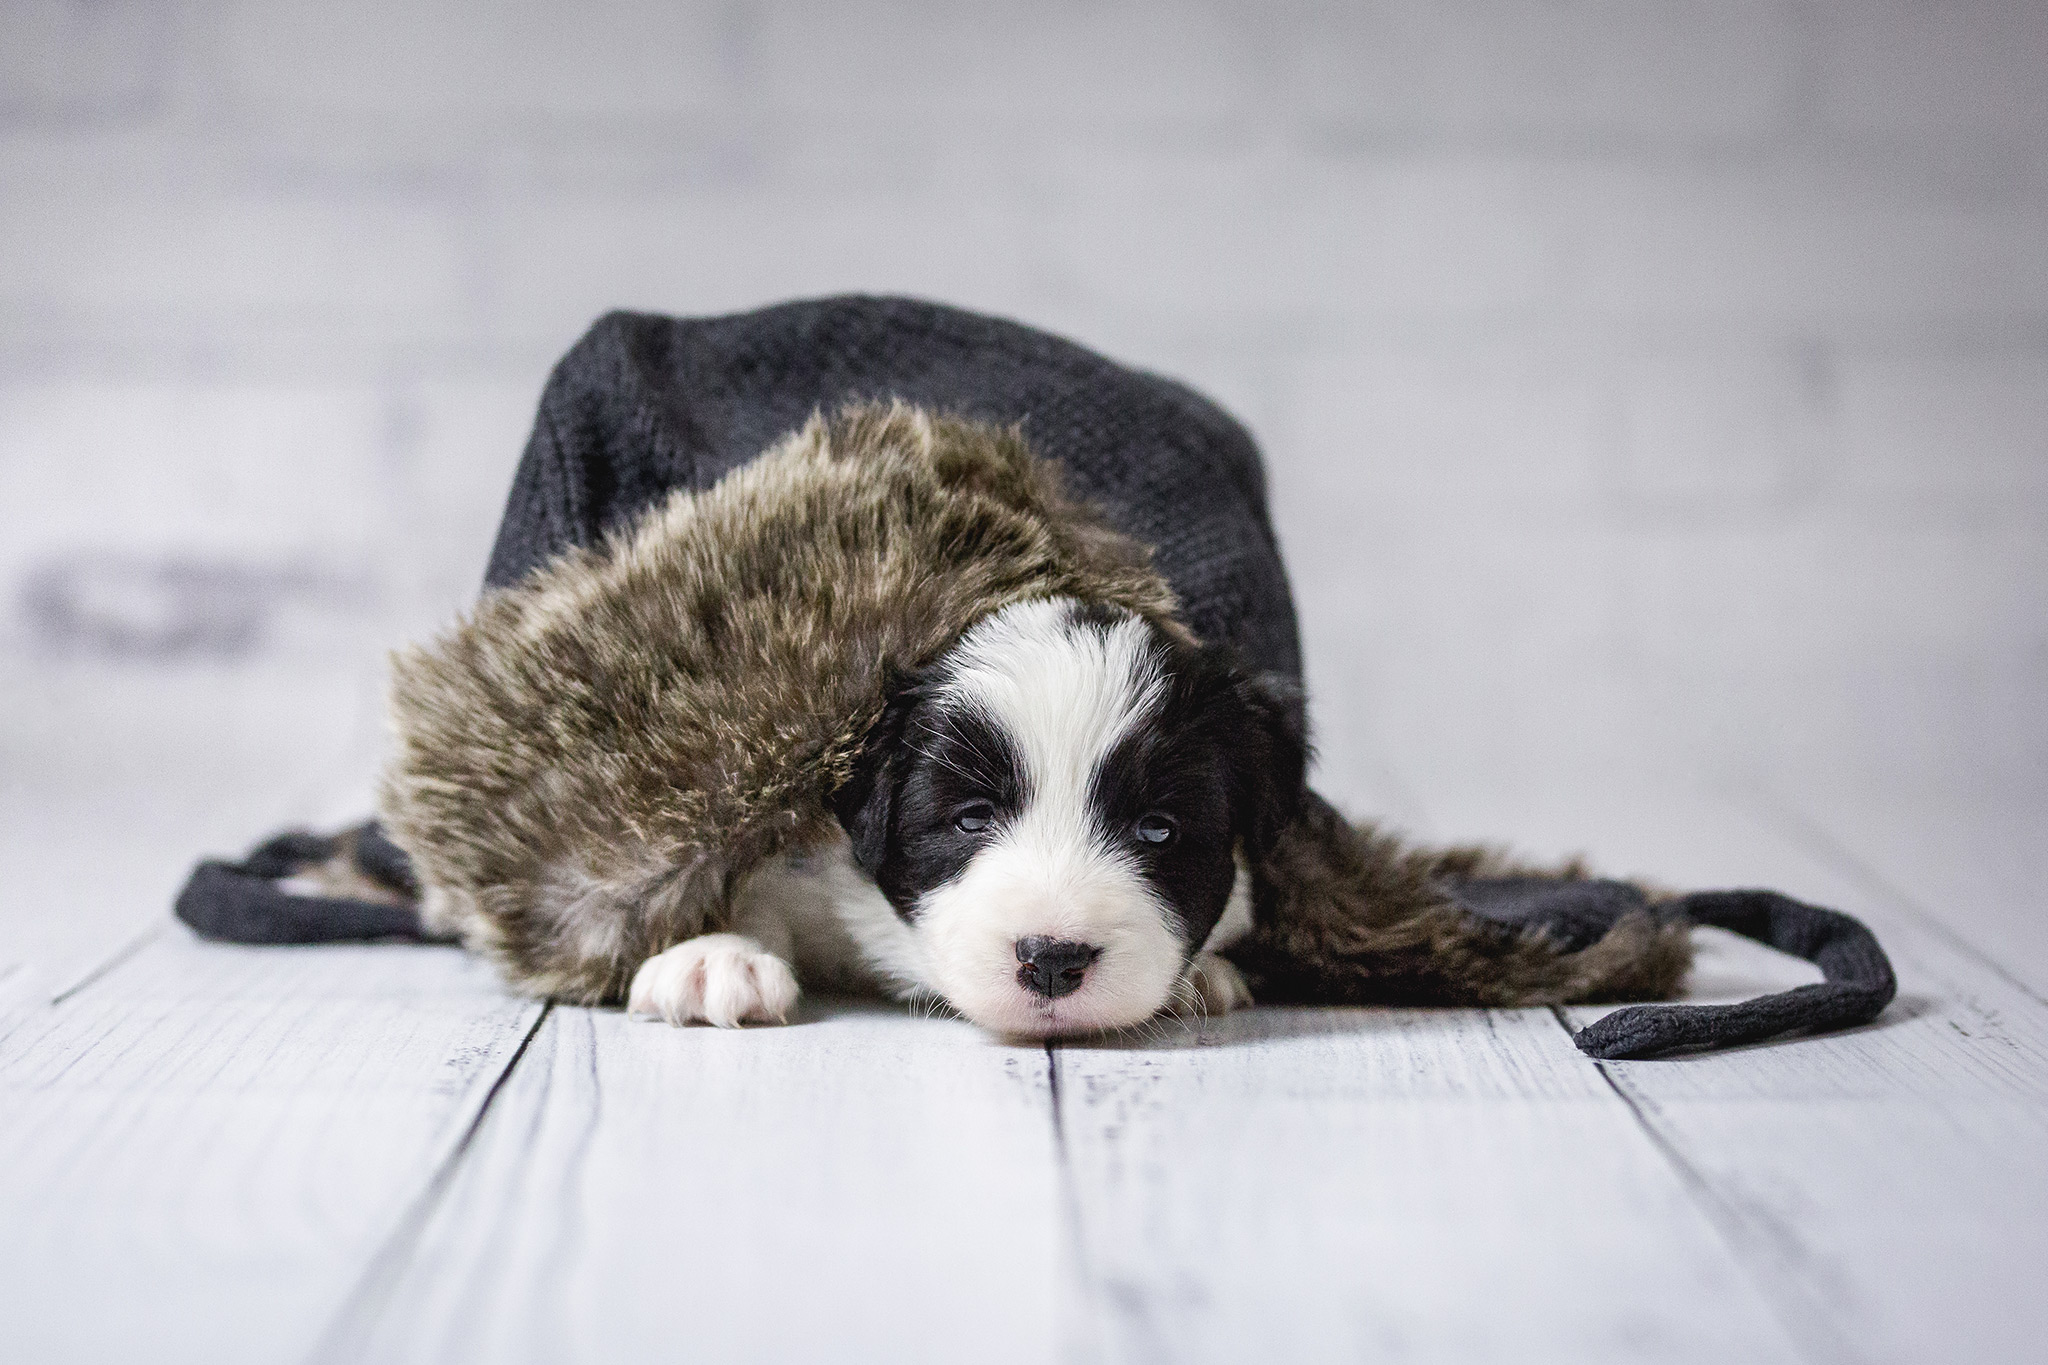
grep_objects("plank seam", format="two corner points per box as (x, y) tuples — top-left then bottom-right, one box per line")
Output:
(1048, 1041), (1124, 1355)
(301, 999), (554, 1365)
(50, 921), (166, 1005)
(0, 923), (171, 1055)
(1557, 1006), (1854, 1365)
(1044, 1041), (1092, 1278)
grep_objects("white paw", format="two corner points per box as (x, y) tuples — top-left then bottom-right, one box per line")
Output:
(1186, 952), (1254, 1015)
(627, 934), (800, 1028)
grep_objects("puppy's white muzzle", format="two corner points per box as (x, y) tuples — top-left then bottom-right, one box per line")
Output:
(914, 826), (1186, 1038)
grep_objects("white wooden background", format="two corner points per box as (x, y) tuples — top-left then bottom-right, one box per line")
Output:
(3, 3), (2044, 1362)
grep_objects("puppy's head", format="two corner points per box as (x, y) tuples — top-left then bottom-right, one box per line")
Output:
(832, 597), (1305, 1037)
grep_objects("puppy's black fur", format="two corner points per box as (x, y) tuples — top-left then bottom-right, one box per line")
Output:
(835, 678), (1027, 920)
(832, 609), (1306, 953)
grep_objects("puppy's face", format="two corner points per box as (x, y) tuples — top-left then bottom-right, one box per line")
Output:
(833, 598), (1304, 1037)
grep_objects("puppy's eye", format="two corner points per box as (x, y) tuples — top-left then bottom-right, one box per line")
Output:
(1134, 813), (1178, 846)
(953, 801), (996, 834)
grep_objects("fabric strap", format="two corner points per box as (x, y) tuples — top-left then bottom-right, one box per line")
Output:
(1448, 877), (1897, 1059)
(174, 823), (435, 945)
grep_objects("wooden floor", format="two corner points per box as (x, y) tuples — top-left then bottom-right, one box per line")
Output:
(3, 671), (2042, 1365)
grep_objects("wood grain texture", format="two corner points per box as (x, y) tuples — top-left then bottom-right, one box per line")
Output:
(6, 660), (2042, 1365)
(0, 653), (390, 993)
(1409, 780), (2048, 1365)
(1053, 1005), (1806, 1365)
(0, 935), (541, 1365)
(327, 1001), (1072, 1365)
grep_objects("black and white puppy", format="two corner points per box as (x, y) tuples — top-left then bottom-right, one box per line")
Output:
(626, 596), (1305, 1037)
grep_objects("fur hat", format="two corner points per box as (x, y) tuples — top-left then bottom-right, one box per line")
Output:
(176, 297), (1897, 1059)
(380, 402), (1185, 1004)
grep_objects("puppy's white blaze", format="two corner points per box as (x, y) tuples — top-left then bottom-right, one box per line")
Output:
(917, 599), (1186, 1035)
(938, 598), (1164, 801)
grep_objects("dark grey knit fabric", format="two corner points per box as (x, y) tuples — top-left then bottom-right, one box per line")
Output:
(1445, 878), (1897, 1059)
(483, 296), (1303, 684)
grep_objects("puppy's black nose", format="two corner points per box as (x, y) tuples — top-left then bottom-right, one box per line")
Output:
(1015, 936), (1101, 999)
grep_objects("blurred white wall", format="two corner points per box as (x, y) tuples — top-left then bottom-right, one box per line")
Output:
(3, 0), (2043, 849)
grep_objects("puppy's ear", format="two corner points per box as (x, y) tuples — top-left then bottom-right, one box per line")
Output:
(830, 681), (925, 874)
(1226, 669), (1309, 862)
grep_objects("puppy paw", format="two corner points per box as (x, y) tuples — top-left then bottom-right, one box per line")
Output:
(1186, 952), (1254, 1015)
(627, 934), (800, 1028)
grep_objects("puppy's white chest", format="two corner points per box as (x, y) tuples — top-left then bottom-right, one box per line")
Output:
(730, 838), (919, 999)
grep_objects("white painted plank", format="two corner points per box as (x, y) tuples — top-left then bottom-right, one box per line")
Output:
(0, 649), (391, 991)
(326, 1002), (1073, 1365)
(0, 935), (541, 1365)
(1765, 785), (2048, 996)
(1052, 1005), (1807, 1365)
(1406, 779), (2048, 1365)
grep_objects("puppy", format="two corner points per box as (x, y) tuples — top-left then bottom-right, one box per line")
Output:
(625, 596), (1304, 1037)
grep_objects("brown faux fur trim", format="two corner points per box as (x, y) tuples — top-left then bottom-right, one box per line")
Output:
(379, 400), (1690, 1016)
(379, 402), (1183, 1004)
(285, 826), (414, 909)
(1229, 794), (1693, 1008)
